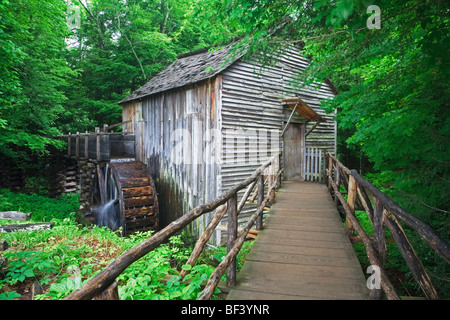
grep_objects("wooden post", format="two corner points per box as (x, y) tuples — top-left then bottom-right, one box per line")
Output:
(237, 181), (256, 213)
(371, 198), (385, 300)
(346, 174), (357, 235)
(373, 199), (386, 267)
(226, 193), (238, 287)
(68, 133), (71, 157)
(333, 163), (340, 205)
(95, 127), (101, 162)
(75, 132), (80, 159)
(84, 131), (89, 159)
(277, 153), (282, 187)
(179, 204), (227, 279)
(268, 162), (275, 204)
(92, 281), (119, 300)
(256, 174), (264, 230)
(327, 155), (333, 191)
(329, 177), (400, 300)
(385, 211), (440, 299)
(357, 184), (374, 222)
(0, 239), (8, 251)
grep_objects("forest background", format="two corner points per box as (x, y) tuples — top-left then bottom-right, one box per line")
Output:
(0, 0), (449, 298)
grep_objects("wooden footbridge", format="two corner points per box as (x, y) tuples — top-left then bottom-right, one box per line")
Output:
(64, 152), (450, 301)
(227, 181), (369, 300)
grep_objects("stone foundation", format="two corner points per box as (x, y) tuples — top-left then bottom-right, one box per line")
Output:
(78, 159), (98, 211)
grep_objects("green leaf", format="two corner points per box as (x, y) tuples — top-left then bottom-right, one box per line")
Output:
(181, 264), (192, 271)
(23, 269), (34, 278)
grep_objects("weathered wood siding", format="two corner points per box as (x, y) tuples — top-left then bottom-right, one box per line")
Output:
(121, 47), (336, 240)
(122, 77), (223, 237)
(220, 47), (336, 223)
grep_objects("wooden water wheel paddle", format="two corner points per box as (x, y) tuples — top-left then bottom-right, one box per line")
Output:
(100, 160), (159, 236)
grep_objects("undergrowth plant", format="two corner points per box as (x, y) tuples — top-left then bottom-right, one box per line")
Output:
(0, 189), (253, 300)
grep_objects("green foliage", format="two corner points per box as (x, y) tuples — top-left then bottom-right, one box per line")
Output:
(0, 290), (21, 300)
(117, 232), (229, 300)
(3, 251), (59, 285)
(0, 0), (76, 160)
(0, 191), (250, 300)
(0, 0), (240, 161)
(0, 189), (80, 223)
(222, 0), (449, 217)
(218, 0), (450, 298)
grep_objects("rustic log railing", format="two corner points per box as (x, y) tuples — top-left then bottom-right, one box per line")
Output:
(326, 152), (450, 300)
(63, 152), (282, 300)
(57, 121), (134, 162)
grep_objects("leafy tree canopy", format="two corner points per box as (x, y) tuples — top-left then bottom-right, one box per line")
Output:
(0, 0), (74, 159)
(1, 0), (448, 222)
(218, 0), (449, 221)
(0, 0), (240, 161)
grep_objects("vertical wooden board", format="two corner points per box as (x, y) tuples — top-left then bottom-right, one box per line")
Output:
(283, 123), (302, 180)
(159, 94), (163, 163)
(204, 80), (212, 205)
(227, 194), (238, 286)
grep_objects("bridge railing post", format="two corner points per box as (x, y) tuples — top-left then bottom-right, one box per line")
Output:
(256, 174), (264, 230)
(327, 154), (333, 191)
(226, 193), (238, 287)
(346, 174), (357, 235)
(95, 127), (101, 162)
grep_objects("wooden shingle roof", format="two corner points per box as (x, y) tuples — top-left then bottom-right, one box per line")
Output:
(119, 42), (244, 104)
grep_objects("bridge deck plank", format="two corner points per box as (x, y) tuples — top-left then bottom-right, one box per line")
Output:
(227, 181), (369, 300)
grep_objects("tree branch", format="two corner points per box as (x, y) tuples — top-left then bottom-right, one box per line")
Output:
(77, 0), (108, 50)
(116, 13), (147, 80)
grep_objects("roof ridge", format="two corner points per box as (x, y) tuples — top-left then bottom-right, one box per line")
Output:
(119, 40), (245, 104)
(176, 37), (245, 59)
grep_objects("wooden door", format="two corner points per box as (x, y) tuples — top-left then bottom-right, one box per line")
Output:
(283, 123), (305, 180)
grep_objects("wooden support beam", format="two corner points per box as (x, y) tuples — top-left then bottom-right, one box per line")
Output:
(0, 239), (8, 251)
(179, 204), (228, 279)
(371, 198), (386, 300)
(383, 210), (440, 300)
(95, 127), (101, 161)
(237, 180), (256, 214)
(356, 184), (374, 222)
(346, 174), (357, 235)
(373, 199), (386, 267)
(84, 133), (89, 159)
(350, 170), (450, 264)
(68, 133), (72, 157)
(226, 194), (238, 287)
(329, 176), (400, 300)
(281, 102), (299, 137)
(198, 172), (281, 300)
(75, 132), (80, 158)
(92, 281), (119, 300)
(305, 120), (321, 137)
(256, 174), (264, 230)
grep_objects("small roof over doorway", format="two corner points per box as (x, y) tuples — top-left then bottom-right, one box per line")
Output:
(281, 98), (325, 137)
(281, 98), (325, 122)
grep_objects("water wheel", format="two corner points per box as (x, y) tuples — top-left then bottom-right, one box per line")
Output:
(94, 160), (159, 236)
